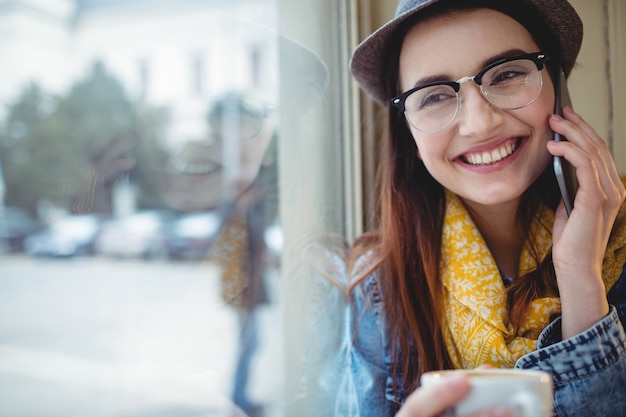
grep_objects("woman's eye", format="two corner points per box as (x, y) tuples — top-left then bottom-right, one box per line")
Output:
(492, 70), (527, 84)
(487, 62), (534, 85)
(421, 93), (452, 108)
(414, 88), (455, 109)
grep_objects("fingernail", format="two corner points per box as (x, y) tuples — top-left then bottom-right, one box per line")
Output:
(552, 113), (563, 121)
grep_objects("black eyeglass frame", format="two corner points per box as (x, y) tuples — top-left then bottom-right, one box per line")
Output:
(391, 52), (550, 113)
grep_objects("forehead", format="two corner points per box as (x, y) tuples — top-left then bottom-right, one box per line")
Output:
(399, 8), (539, 87)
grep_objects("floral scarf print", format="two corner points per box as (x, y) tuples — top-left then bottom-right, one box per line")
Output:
(440, 190), (626, 368)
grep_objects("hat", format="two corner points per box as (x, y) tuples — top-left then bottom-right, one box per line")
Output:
(350, 0), (583, 105)
(216, 12), (329, 112)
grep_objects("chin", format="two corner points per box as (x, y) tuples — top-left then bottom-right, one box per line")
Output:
(457, 184), (526, 208)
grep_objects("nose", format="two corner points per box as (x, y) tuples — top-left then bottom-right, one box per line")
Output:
(455, 84), (504, 137)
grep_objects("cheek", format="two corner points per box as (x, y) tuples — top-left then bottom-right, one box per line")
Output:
(512, 78), (555, 142)
(533, 75), (556, 124)
(526, 93), (554, 138)
(412, 130), (450, 163)
(240, 136), (271, 171)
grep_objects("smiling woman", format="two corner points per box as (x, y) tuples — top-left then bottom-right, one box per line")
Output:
(398, 9), (556, 210)
(1, 1), (622, 416)
(340, 1), (626, 417)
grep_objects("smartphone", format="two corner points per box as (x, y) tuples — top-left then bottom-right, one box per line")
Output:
(552, 69), (578, 216)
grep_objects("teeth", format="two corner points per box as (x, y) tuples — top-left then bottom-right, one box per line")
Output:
(465, 141), (517, 166)
(169, 158), (220, 175)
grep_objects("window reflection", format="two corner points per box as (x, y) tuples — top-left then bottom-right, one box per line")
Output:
(0, 1), (296, 416)
(0, 0), (343, 413)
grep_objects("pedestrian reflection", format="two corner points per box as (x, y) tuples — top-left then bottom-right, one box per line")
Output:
(0, 3), (334, 415)
(202, 93), (278, 417)
(61, 29), (328, 417)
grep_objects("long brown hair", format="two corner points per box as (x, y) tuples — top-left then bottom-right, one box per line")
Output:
(350, 0), (564, 399)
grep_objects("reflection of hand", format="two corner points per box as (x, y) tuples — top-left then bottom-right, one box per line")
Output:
(93, 156), (136, 183)
(73, 131), (137, 213)
(396, 373), (514, 417)
(547, 106), (624, 338)
(92, 131), (138, 183)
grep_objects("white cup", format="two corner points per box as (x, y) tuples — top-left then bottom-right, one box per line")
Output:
(420, 369), (553, 417)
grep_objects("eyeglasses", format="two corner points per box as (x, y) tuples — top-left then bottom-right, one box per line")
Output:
(208, 95), (275, 140)
(391, 52), (549, 133)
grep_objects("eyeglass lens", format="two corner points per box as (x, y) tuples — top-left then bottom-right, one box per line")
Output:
(209, 98), (266, 140)
(403, 58), (543, 133)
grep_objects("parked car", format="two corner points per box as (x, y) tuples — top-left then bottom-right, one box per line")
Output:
(23, 214), (103, 257)
(95, 210), (175, 260)
(164, 211), (222, 261)
(0, 207), (41, 253)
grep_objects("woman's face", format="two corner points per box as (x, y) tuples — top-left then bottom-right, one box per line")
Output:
(157, 96), (275, 211)
(398, 8), (555, 212)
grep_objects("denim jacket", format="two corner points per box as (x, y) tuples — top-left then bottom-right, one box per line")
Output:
(333, 260), (626, 417)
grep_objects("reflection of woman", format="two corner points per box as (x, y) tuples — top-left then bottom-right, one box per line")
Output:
(159, 93), (276, 212)
(196, 93), (278, 417)
(154, 33), (327, 416)
(341, 0), (626, 416)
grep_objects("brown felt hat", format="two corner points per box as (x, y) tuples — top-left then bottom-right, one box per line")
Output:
(350, 0), (583, 105)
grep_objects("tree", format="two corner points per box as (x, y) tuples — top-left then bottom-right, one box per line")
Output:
(0, 61), (170, 216)
(0, 83), (54, 215)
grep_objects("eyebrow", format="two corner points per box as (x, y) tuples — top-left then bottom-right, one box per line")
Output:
(411, 48), (530, 88)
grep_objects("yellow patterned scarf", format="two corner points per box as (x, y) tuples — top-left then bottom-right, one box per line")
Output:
(441, 190), (626, 369)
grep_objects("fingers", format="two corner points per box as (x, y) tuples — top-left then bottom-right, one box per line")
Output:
(546, 107), (622, 335)
(396, 375), (471, 417)
(396, 374), (516, 417)
(545, 107), (619, 335)
(562, 106), (623, 192)
(548, 107), (625, 214)
(558, 107), (620, 185)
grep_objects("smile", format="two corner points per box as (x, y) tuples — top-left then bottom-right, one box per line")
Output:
(168, 156), (221, 175)
(461, 139), (521, 166)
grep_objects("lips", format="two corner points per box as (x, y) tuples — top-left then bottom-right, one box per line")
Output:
(461, 138), (521, 166)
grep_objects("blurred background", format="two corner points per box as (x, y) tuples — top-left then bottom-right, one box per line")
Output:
(0, 1), (323, 416)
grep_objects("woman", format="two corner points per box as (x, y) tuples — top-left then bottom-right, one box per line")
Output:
(342, 0), (626, 416)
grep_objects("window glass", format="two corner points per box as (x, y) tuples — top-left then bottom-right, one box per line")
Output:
(0, 0), (351, 415)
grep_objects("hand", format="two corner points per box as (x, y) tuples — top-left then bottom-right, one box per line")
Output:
(547, 106), (625, 337)
(396, 374), (514, 417)
(73, 131), (137, 213)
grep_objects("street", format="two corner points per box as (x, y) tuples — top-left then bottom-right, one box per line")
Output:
(0, 255), (283, 417)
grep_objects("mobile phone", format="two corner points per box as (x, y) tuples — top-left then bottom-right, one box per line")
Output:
(552, 69), (578, 216)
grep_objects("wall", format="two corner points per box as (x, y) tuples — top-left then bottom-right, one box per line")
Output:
(569, 0), (626, 174)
